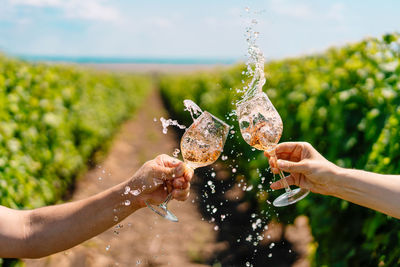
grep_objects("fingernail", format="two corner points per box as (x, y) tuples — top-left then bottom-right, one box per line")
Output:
(176, 164), (184, 173)
(277, 160), (285, 168)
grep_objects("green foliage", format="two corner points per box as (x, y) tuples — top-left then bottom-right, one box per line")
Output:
(159, 33), (400, 266)
(0, 55), (151, 209)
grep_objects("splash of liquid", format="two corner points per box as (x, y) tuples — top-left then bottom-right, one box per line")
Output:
(160, 117), (186, 134)
(183, 99), (203, 120)
(172, 148), (180, 157)
(237, 9), (266, 105)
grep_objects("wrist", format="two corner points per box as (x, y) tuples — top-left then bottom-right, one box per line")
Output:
(121, 178), (146, 210)
(126, 175), (158, 209)
(325, 164), (347, 197)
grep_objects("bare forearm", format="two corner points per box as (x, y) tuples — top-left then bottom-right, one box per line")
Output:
(0, 155), (191, 259)
(20, 179), (142, 258)
(331, 168), (400, 219)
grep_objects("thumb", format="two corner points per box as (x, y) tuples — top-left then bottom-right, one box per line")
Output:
(277, 159), (308, 173)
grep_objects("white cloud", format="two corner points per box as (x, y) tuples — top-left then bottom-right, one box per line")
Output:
(9, 0), (122, 22)
(269, 0), (313, 19)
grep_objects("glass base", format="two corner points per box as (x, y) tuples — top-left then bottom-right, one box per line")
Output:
(145, 201), (179, 222)
(272, 188), (310, 207)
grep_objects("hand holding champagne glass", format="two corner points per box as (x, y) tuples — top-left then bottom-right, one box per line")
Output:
(236, 92), (309, 207)
(147, 111), (230, 222)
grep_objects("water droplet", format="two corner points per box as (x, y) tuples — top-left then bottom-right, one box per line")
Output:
(211, 172), (216, 178)
(172, 148), (180, 157)
(124, 186), (130, 195)
(114, 216), (118, 222)
(130, 189), (141, 196)
(268, 253), (272, 258)
(232, 168), (237, 173)
(160, 117), (186, 134)
(106, 245), (111, 251)
(214, 225), (219, 231)
(124, 200), (131, 206)
(269, 242), (275, 249)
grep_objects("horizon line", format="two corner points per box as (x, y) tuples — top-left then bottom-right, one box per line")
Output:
(11, 54), (241, 65)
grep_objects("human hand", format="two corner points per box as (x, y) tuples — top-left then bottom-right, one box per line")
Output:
(130, 154), (194, 207)
(264, 142), (340, 196)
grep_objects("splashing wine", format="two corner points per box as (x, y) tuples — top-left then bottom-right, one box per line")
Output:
(183, 99), (203, 120)
(160, 117), (186, 134)
(236, 11), (265, 102)
(236, 9), (309, 207)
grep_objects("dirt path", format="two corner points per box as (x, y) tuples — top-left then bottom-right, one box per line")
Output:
(24, 90), (218, 267)
(23, 88), (312, 267)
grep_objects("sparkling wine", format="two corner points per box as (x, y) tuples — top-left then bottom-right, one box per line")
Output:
(180, 111), (229, 169)
(180, 130), (223, 169)
(237, 93), (283, 152)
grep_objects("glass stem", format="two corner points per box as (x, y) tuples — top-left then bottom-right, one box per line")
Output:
(161, 193), (173, 208)
(278, 169), (292, 193)
(268, 147), (292, 193)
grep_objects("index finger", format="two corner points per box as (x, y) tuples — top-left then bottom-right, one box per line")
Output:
(157, 154), (182, 168)
(264, 147), (292, 159)
(274, 142), (299, 154)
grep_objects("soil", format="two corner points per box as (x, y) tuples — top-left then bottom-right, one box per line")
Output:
(24, 90), (312, 267)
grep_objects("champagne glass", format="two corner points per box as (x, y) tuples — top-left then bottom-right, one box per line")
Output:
(236, 92), (309, 207)
(146, 111), (230, 222)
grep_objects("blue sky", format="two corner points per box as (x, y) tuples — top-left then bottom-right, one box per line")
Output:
(0, 0), (399, 60)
